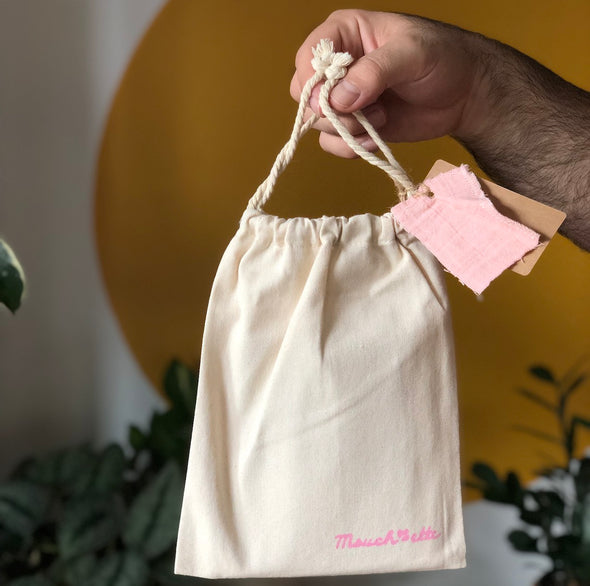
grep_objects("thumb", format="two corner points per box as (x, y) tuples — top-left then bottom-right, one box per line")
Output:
(329, 40), (430, 112)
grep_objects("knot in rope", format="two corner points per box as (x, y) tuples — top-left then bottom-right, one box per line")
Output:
(248, 38), (419, 211)
(311, 39), (353, 81)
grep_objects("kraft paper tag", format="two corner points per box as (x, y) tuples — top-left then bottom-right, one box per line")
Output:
(425, 160), (566, 276)
(391, 160), (566, 295)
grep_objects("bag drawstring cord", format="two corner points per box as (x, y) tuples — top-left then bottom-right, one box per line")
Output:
(248, 39), (428, 211)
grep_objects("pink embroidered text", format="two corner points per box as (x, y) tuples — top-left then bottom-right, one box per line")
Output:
(335, 527), (441, 549)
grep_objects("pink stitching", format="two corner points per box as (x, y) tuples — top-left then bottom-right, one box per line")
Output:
(335, 527), (441, 549)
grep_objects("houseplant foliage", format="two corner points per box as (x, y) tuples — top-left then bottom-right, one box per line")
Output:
(0, 239), (25, 313)
(0, 360), (204, 586)
(467, 363), (590, 586)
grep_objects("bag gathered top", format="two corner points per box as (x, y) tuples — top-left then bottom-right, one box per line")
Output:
(175, 39), (466, 579)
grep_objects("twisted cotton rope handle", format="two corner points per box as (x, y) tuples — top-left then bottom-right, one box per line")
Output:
(248, 39), (424, 211)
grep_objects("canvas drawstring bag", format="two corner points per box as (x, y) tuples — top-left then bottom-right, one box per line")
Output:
(175, 39), (466, 579)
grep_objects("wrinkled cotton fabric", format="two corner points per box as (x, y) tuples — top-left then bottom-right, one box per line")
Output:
(391, 164), (540, 295)
(175, 209), (466, 578)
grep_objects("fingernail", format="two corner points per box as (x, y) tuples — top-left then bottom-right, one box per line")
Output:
(360, 137), (376, 150)
(309, 94), (320, 114)
(331, 80), (360, 109)
(364, 106), (386, 129)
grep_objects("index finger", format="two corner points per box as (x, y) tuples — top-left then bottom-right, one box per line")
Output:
(289, 11), (365, 109)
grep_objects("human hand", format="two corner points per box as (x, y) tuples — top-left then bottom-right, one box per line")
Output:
(290, 10), (484, 158)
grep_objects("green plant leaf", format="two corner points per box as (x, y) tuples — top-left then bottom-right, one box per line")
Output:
(506, 472), (524, 507)
(470, 463), (524, 504)
(150, 551), (201, 585)
(471, 462), (502, 487)
(572, 502), (585, 538)
(0, 526), (22, 556)
(122, 462), (183, 560)
(15, 453), (62, 486)
(518, 490), (566, 531)
(163, 360), (197, 420)
(0, 481), (51, 538)
(508, 529), (538, 552)
(520, 508), (545, 527)
(129, 426), (147, 452)
(16, 445), (97, 494)
(0, 239), (25, 313)
(63, 554), (97, 584)
(532, 490), (566, 519)
(581, 495), (590, 546)
(529, 365), (556, 384)
(59, 446), (99, 496)
(92, 445), (126, 495)
(564, 374), (587, 398)
(546, 534), (582, 563)
(576, 459), (590, 503)
(7, 574), (54, 586)
(45, 558), (66, 584)
(86, 551), (149, 586)
(57, 495), (123, 560)
(148, 411), (190, 465)
(66, 444), (127, 497)
(515, 388), (556, 413)
(548, 537), (590, 579)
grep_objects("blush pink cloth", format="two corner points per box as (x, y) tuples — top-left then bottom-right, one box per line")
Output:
(391, 164), (540, 295)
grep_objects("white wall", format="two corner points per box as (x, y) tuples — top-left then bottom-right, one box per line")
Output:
(0, 0), (166, 476)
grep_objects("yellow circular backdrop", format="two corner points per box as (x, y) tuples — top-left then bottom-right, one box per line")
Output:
(95, 0), (590, 501)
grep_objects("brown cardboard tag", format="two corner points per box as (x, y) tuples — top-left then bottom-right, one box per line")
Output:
(425, 160), (566, 275)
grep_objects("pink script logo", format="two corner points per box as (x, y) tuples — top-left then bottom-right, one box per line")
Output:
(335, 527), (441, 549)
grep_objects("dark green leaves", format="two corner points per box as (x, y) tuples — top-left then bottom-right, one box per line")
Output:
(472, 462), (500, 486)
(575, 458), (590, 501)
(163, 360), (197, 419)
(15, 445), (92, 491)
(0, 481), (51, 538)
(520, 491), (565, 528)
(15, 445), (126, 499)
(122, 462), (183, 560)
(0, 239), (25, 313)
(150, 552), (198, 585)
(57, 495), (124, 560)
(565, 374), (587, 398)
(508, 529), (538, 552)
(469, 462), (523, 506)
(91, 445), (127, 495)
(86, 552), (149, 586)
(130, 361), (197, 468)
(514, 361), (590, 463)
(129, 426), (148, 452)
(148, 411), (190, 466)
(473, 360), (590, 581)
(63, 554), (97, 585)
(8, 575), (54, 586)
(0, 359), (197, 585)
(529, 365), (556, 383)
(5, 553), (152, 586)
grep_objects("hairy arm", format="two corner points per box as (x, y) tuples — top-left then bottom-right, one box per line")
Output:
(292, 10), (590, 249)
(452, 32), (590, 250)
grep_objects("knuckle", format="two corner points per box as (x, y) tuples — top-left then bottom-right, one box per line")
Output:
(327, 9), (350, 20)
(361, 55), (386, 83)
(328, 8), (365, 21)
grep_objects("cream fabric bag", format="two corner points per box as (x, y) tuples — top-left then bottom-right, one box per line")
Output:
(175, 40), (466, 579)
